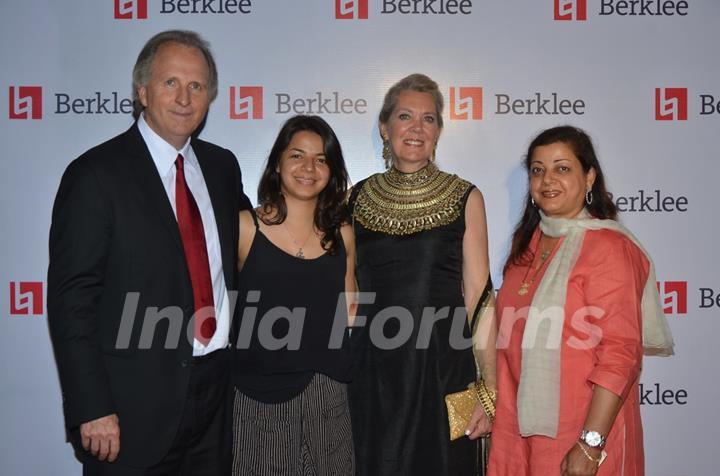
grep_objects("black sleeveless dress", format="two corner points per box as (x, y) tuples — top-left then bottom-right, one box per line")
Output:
(348, 163), (484, 476)
(233, 214), (352, 403)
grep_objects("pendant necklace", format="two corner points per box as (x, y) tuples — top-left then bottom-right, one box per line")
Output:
(518, 236), (554, 296)
(282, 222), (314, 259)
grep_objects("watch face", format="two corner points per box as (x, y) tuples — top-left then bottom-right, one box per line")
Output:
(584, 431), (603, 447)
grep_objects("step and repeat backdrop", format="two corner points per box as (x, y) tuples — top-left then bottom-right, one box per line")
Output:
(1, 0), (718, 474)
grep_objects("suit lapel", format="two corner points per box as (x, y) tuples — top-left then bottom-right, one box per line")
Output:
(122, 124), (185, 256)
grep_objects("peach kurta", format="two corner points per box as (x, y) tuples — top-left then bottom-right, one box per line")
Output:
(488, 228), (648, 476)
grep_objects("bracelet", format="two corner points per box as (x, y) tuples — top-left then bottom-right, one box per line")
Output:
(575, 441), (601, 465)
(474, 379), (496, 422)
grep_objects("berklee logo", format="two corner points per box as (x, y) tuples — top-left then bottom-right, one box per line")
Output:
(9, 282), (43, 316)
(656, 281), (687, 315)
(655, 87), (688, 121)
(554, 0), (587, 21)
(230, 86), (263, 120)
(639, 383), (688, 405)
(600, 1), (689, 16)
(449, 87), (482, 120)
(336, 0), (368, 19)
(114, 0), (148, 19)
(614, 189), (688, 213)
(381, 0), (473, 14)
(9, 86), (42, 120)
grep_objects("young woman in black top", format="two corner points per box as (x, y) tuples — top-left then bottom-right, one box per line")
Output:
(232, 115), (356, 475)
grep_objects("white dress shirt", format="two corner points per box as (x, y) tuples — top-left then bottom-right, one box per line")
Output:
(138, 114), (230, 356)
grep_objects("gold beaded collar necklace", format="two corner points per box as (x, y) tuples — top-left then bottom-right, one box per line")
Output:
(352, 162), (472, 236)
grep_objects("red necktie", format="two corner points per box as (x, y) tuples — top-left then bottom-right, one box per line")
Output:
(175, 154), (216, 346)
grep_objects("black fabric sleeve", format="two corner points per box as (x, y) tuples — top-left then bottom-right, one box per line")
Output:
(47, 158), (116, 429)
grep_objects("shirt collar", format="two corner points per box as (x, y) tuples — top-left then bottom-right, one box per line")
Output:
(138, 113), (195, 177)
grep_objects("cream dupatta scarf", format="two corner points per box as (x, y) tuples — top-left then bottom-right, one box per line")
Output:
(517, 209), (674, 437)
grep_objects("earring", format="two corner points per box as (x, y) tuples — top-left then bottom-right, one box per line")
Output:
(585, 189), (593, 205)
(531, 197), (536, 207)
(431, 142), (437, 163)
(382, 137), (392, 168)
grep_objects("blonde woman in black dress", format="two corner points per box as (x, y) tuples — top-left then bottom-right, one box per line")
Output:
(348, 74), (497, 476)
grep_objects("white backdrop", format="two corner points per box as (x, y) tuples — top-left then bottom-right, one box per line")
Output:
(1, 1), (718, 474)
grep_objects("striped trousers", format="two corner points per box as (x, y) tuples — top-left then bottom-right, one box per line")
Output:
(232, 374), (354, 475)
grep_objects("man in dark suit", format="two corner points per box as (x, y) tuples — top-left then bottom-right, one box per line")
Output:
(48, 30), (250, 475)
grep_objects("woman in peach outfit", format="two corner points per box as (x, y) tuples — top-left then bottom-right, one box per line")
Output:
(488, 126), (673, 476)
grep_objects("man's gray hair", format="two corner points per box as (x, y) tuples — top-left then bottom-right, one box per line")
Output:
(132, 30), (218, 119)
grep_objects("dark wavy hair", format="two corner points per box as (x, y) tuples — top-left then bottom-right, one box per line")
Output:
(504, 125), (617, 274)
(257, 115), (349, 254)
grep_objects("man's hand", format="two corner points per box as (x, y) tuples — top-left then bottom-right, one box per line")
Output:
(80, 414), (120, 462)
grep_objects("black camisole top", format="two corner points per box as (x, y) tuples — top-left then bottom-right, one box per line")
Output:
(232, 214), (352, 403)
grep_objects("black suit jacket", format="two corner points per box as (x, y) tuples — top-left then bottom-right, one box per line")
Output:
(47, 123), (251, 467)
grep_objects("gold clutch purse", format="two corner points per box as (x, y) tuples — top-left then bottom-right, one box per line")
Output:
(445, 386), (479, 440)
(444, 380), (496, 441)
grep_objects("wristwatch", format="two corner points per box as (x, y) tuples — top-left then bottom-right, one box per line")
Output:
(579, 430), (606, 449)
